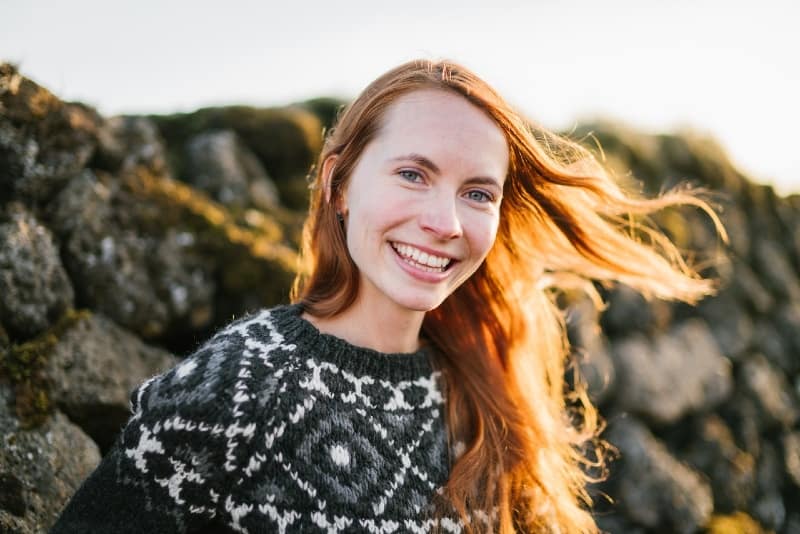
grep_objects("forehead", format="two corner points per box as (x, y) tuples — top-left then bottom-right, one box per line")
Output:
(379, 89), (501, 139)
(372, 89), (509, 178)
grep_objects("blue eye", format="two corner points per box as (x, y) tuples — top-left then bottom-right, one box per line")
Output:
(399, 170), (423, 183)
(466, 190), (493, 203)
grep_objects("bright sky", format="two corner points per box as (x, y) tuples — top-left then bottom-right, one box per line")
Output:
(2, 0), (798, 194)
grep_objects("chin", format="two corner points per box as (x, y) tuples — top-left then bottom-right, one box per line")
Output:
(393, 293), (448, 313)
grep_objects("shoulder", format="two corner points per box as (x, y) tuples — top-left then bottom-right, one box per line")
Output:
(130, 304), (300, 418)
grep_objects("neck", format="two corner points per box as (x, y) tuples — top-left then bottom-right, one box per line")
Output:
(303, 298), (425, 354)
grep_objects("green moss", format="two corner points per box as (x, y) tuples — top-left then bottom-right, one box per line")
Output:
(121, 166), (299, 308)
(0, 308), (90, 428)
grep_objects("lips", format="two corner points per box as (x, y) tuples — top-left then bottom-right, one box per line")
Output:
(390, 242), (455, 273)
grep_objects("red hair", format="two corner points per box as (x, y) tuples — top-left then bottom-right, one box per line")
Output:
(292, 59), (725, 532)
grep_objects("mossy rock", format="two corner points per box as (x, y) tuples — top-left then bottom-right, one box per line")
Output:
(0, 309), (90, 428)
(296, 96), (348, 134)
(0, 63), (101, 203)
(121, 167), (299, 334)
(149, 105), (323, 210)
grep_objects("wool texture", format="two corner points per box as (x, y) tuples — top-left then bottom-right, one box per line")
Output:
(51, 304), (480, 533)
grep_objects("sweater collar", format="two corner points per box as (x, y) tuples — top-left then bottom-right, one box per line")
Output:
(269, 303), (437, 383)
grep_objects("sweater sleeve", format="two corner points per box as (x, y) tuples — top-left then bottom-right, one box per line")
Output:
(51, 330), (249, 534)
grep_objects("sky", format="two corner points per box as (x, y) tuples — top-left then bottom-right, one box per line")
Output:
(2, 0), (798, 194)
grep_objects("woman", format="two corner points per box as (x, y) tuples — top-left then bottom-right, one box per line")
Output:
(53, 59), (724, 533)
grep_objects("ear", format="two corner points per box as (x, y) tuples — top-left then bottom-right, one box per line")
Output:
(321, 154), (339, 205)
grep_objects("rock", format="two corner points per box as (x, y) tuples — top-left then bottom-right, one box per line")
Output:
(47, 170), (217, 339)
(149, 105), (323, 209)
(752, 239), (800, 303)
(785, 512), (800, 534)
(601, 284), (673, 337)
(611, 319), (733, 424)
(752, 318), (796, 376)
(752, 442), (786, 531)
(604, 416), (713, 532)
(696, 290), (753, 360)
(720, 396), (762, 459)
(775, 303), (800, 371)
(566, 298), (615, 404)
(739, 353), (799, 429)
(719, 204), (751, 259)
(682, 414), (757, 512)
(44, 312), (176, 451)
(752, 491), (786, 532)
(93, 115), (168, 175)
(783, 431), (800, 488)
(184, 129), (280, 211)
(0, 63), (100, 203)
(0, 384), (100, 533)
(0, 204), (74, 340)
(731, 260), (775, 315)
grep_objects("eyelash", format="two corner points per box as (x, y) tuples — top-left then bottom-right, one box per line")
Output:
(397, 169), (495, 203)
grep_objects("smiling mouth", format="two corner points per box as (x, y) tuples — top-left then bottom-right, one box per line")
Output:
(390, 242), (455, 273)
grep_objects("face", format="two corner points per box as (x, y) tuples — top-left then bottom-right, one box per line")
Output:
(334, 89), (509, 315)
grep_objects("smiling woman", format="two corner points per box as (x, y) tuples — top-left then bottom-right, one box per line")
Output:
(52, 59), (725, 533)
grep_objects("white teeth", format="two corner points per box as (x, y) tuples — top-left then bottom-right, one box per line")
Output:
(391, 242), (451, 271)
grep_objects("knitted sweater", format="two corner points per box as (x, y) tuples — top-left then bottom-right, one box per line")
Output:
(51, 304), (475, 534)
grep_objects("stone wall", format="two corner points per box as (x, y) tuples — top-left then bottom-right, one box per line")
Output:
(1, 63), (798, 533)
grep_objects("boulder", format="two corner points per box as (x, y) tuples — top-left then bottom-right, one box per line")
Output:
(0, 204), (74, 340)
(149, 105), (323, 210)
(47, 170), (217, 340)
(93, 115), (169, 175)
(605, 416), (713, 533)
(0, 63), (100, 203)
(752, 239), (800, 303)
(682, 414), (757, 512)
(611, 319), (733, 424)
(184, 129), (280, 211)
(44, 312), (176, 451)
(739, 353), (799, 430)
(0, 384), (100, 533)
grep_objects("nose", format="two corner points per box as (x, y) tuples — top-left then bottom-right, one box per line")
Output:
(418, 193), (463, 240)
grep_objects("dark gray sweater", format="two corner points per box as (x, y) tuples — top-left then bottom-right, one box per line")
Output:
(51, 304), (475, 533)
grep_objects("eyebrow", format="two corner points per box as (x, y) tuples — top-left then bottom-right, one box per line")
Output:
(388, 153), (503, 189)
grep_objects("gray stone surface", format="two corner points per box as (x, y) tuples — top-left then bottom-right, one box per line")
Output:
(185, 129), (280, 210)
(0, 63), (99, 203)
(0, 384), (100, 533)
(740, 353), (799, 429)
(44, 312), (176, 450)
(94, 115), (168, 174)
(682, 414), (757, 512)
(0, 204), (74, 339)
(605, 416), (713, 533)
(753, 239), (800, 303)
(47, 170), (216, 338)
(611, 318), (733, 424)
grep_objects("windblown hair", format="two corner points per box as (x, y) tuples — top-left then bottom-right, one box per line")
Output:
(291, 59), (726, 533)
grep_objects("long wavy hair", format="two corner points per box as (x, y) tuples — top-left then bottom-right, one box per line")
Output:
(291, 59), (726, 533)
